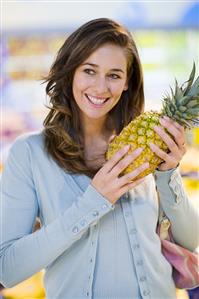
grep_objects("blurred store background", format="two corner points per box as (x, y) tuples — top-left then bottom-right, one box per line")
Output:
(1, 1), (199, 299)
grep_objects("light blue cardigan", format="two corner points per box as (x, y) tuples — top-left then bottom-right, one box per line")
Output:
(0, 131), (198, 299)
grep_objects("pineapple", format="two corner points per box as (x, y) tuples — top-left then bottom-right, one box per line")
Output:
(106, 64), (199, 179)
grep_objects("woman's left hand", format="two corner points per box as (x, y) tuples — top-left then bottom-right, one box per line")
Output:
(149, 116), (187, 171)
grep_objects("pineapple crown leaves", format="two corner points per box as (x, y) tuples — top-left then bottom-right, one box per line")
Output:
(161, 63), (199, 128)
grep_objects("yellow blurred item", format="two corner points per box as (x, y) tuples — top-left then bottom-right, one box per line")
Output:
(180, 146), (199, 173)
(1, 271), (45, 299)
(185, 127), (199, 147)
(176, 288), (189, 299)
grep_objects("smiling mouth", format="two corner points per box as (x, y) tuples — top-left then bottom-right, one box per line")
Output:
(85, 94), (110, 106)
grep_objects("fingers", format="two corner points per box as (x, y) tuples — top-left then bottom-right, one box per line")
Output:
(159, 117), (185, 148)
(153, 124), (179, 155)
(152, 116), (187, 165)
(93, 146), (149, 204)
(109, 148), (143, 178)
(163, 116), (184, 133)
(153, 116), (186, 157)
(149, 143), (177, 168)
(102, 145), (130, 174)
(118, 178), (145, 197)
(108, 134), (116, 143)
(118, 162), (149, 186)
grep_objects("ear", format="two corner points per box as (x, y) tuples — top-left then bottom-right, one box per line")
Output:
(123, 82), (128, 91)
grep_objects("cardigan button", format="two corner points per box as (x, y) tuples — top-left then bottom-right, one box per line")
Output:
(72, 226), (79, 234)
(80, 219), (87, 226)
(93, 210), (99, 217)
(133, 244), (140, 250)
(102, 204), (108, 209)
(143, 290), (150, 296)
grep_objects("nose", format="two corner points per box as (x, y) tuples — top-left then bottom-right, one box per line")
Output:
(93, 76), (109, 94)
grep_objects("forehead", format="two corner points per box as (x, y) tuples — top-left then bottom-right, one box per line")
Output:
(82, 43), (127, 70)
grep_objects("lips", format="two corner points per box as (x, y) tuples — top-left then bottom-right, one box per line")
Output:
(85, 94), (109, 106)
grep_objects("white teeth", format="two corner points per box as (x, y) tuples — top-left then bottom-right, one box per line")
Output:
(86, 94), (107, 105)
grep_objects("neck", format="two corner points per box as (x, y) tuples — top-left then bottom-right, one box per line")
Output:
(81, 114), (108, 141)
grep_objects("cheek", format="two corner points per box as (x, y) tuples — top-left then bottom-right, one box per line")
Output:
(73, 77), (81, 94)
(111, 82), (126, 97)
(73, 74), (92, 93)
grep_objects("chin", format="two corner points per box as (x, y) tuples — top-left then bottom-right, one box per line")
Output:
(84, 111), (107, 119)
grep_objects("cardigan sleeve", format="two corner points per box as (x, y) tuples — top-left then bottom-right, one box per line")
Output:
(154, 167), (199, 252)
(0, 137), (114, 288)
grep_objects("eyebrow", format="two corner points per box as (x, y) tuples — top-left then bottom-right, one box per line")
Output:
(81, 62), (125, 73)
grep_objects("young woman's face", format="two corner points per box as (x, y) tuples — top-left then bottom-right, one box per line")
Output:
(72, 43), (128, 120)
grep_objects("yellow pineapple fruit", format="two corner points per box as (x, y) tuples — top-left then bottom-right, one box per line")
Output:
(106, 64), (199, 179)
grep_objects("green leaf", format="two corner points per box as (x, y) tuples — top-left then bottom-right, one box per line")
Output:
(182, 112), (197, 119)
(183, 62), (196, 95)
(186, 98), (199, 108)
(186, 108), (199, 115)
(178, 96), (190, 106)
(178, 106), (187, 112)
(165, 105), (173, 117)
(187, 76), (199, 97)
(174, 79), (184, 99)
(173, 114), (190, 127)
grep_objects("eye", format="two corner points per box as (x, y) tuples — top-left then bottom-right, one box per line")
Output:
(108, 73), (121, 79)
(84, 68), (95, 75)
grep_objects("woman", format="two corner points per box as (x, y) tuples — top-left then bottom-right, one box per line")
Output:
(0, 18), (198, 299)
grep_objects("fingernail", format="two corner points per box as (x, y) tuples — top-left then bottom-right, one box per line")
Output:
(160, 118), (166, 124)
(135, 148), (143, 154)
(142, 162), (149, 169)
(153, 125), (160, 131)
(149, 143), (154, 148)
(163, 116), (170, 121)
(124, 145), (130, 151)
(138, 178), (145, 183)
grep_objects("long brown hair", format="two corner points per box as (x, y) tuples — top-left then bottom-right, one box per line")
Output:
(43, 18), (144, 177)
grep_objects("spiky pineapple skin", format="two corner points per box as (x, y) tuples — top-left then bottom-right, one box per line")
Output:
(106, 64), (199, 180)
(106, 111), (169, 179)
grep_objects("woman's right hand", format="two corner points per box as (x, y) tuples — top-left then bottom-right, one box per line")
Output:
(91, 145), (149, 204)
